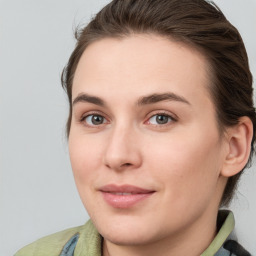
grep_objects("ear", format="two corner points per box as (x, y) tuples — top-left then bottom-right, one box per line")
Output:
(221, 116), (253, 177)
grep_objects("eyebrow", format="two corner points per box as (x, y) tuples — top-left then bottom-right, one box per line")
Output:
(137, 92), (191, 106)
(72, 92), (191, 107)
(73, 93), (106, 107)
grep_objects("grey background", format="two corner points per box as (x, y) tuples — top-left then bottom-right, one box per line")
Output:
(0, 0), (255, 255)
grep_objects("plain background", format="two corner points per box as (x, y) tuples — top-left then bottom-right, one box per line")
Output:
(0, 0), (255, 255)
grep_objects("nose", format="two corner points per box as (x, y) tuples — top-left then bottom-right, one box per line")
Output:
(103, 124), (142, 171)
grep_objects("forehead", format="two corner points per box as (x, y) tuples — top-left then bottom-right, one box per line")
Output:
(72, 34), (212, 107)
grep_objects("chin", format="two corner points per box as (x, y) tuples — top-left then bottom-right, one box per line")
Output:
(92, 216), (164, 246)
(103, 230), (157, 246)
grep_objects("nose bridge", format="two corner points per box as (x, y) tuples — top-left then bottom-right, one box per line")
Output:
(103, 120), (141, 170)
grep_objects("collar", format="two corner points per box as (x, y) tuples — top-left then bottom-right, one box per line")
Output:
(201, 210), (235, 256)
(62, 210), (245, 256)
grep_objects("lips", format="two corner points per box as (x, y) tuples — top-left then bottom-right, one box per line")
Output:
(99, 184), (155, 208)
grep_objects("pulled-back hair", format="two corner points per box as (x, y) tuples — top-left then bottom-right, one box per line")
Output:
(61, 0), (256, 206)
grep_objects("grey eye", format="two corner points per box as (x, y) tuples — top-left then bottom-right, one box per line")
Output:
(85, 114), (106, 125)
(148, 114), (172, 125)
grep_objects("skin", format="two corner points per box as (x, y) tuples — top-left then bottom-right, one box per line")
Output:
(68, 34), (252, 256)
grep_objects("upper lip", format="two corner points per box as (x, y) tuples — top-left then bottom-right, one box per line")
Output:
(99, 184), (155, 194)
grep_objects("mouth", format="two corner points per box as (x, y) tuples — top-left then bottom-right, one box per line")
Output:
(99, 184), (155, 209)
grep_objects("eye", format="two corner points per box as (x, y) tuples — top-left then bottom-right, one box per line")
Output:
(82, 114), (107, 126)
(147, 114), (175, 125)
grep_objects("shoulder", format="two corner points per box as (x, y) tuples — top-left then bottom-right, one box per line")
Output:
(14, 221), (95, 256)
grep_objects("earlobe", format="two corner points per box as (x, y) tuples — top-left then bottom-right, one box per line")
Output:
(221, 116), (253, 177)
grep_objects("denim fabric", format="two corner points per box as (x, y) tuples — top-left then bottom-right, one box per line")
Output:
(60, 233), (79, 256)
(214, 240), (251, 256)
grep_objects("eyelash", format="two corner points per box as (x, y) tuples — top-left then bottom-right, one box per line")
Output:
(79, 111), (177, 128)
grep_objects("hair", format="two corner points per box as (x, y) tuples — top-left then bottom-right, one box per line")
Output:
(61, 0), (256, 206)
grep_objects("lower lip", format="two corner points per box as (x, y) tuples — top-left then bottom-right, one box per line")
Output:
(101, 192), (154, 209)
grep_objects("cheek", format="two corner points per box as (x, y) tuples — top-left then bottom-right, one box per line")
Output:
(145, 130), (222, 197)
(69, 135), (103, 187)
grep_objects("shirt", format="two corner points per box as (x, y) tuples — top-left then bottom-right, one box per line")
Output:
(15, 210), (251, 256)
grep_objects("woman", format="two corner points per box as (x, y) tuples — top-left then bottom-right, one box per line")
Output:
(15, 0), (255, 255)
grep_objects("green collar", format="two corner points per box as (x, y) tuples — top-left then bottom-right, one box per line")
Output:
(201, 210), (235, 256)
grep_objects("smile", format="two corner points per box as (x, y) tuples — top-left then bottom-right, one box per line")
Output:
(110, 192), (137, 195)
(99, 184), (155, 209)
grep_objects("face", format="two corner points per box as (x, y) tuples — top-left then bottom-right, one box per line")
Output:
(69, 34), (228, 246)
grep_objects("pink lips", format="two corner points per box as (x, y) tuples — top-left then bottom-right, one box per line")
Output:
(99, 184), (155, 209)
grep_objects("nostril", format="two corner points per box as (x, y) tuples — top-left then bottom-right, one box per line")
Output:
(123, 163), (132, 166)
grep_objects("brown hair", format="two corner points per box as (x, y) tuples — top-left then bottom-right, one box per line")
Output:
(61, 0), (256, 206)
